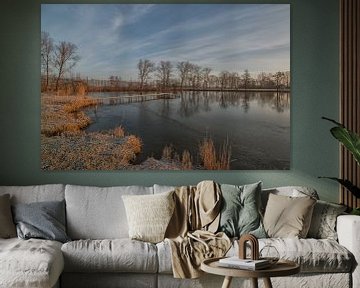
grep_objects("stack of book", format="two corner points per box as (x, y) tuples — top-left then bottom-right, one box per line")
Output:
(218, 257), (271, 270)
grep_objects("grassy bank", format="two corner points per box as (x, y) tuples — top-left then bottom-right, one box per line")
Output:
(41, 93), (142, 170)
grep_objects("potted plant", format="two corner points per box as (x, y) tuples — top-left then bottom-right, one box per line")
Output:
(320, 117), (360, 215)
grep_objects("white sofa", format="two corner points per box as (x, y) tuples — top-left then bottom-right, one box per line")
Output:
(0, 184), (359, 288)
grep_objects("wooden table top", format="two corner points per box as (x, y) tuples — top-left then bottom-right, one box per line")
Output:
(201, 257), (300, 278)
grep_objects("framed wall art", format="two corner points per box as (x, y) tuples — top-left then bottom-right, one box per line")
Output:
(41, 4), (290, 171)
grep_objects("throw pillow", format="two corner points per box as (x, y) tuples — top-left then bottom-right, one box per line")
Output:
(122, 190), (175, 243)
(0, 194), (16, 238)
(12, 200), (70, 243)
(218, 182), (266, 238)
(307, 200), (347, 240)
(263, 193), (316, 238)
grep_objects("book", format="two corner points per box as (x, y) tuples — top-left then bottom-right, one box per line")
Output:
(218, 257), (271, 270)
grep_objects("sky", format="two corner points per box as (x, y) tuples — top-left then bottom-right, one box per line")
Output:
(41, 4), (290, 80)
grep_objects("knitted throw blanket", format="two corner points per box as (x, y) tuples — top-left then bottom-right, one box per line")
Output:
(165, 180), (231, 278)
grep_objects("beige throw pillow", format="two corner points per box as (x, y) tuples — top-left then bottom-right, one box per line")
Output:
(0, 194), (17, 238)
(122, 191), (175, 243)
(263, 193), (316, 238)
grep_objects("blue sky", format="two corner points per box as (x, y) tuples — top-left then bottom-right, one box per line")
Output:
(41, 4), (290, 80)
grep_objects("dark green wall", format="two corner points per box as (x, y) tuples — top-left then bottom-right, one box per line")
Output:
(0, 0), (340, 202)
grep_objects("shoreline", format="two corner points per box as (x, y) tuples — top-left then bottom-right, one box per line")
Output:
(41, 93), (145, 170)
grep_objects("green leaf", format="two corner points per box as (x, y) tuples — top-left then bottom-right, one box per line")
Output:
(330, 126), (360, 165)
(322, 117), (360, 165)
(318, 177), (360, 198)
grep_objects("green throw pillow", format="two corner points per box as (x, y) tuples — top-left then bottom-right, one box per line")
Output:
(218, 182), (266, 238)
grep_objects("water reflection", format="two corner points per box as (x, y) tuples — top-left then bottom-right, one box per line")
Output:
(86, 90), (290, 169)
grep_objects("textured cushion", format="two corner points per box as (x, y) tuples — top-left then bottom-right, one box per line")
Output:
(263, 193), (316, 238)
(12, 200), (70, 243)
(218, 182), (266, 238)
(65, 185), (153, 239)
(0, 194), (16, 238)
(0, 184), (65, 204)
(308, 200), (347, 240)
(122, 191), (175, 243)
(61, 239), (158, 273)
(0, 238), (64, 288)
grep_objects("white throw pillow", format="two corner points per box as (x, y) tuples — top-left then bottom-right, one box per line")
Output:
(122, 191), (175, 243)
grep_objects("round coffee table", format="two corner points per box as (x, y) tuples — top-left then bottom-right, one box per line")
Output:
(201, 257), (300, 288)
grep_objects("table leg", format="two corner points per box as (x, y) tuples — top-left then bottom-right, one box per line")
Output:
(251, 278), (258, 288)
(221, 276), (233, 288)
(263, 277), (273, 288)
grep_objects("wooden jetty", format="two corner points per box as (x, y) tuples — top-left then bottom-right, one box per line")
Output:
(92, 93), (179, 105)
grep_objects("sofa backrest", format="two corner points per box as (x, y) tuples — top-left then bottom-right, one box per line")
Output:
(65, 184), (153, 240)
(0, 184), (65, 204)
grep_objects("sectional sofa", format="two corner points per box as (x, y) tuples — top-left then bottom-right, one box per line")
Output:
(0, 183), (359, 288)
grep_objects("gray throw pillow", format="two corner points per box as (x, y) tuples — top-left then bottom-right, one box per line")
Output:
(12, 200), (70, 243)
(307, 200), (347, 240)
(218, 182), (266, 238)
(0, 194), (16, 238)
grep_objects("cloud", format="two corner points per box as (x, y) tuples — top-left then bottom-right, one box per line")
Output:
(42, 4), (290, 79)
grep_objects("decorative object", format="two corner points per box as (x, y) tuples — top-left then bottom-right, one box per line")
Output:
(238, 234), (259, 260)
(259, 245), (280, 265)
(40, 4), (290, 171)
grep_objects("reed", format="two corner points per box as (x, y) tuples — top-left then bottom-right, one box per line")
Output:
(181, 150), (193, 170)
(199, 137), (231, 170)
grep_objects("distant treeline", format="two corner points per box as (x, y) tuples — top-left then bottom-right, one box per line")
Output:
(41, 31), (290, 94)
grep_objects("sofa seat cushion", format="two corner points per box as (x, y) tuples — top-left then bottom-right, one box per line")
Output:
(0, 238), (64, 288)
(157, 238), (353, 274)
(232, 238), (353, 273)
(62, 239), (158, 273)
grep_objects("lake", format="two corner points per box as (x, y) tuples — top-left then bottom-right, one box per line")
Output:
(85, 91), (290, 170)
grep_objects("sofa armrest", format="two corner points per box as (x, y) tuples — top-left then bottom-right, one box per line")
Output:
(337, 215), (360, 288)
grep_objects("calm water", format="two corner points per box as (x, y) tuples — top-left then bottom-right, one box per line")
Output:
(85, 91), (290, 169)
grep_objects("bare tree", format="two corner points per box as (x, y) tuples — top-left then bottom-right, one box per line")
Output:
(189, 64), (201, 89)
(242, 69), (251, 90)
(54, 41), (80, 91)
(219, 71), (230, 90)
(202, 67), (212, 89)
(41, 31), (54, 91)
(156, 61), (173, 88)
(273, 71), (285, 91)
(138, 59), (155, 90)
(176, 61), (192, 90)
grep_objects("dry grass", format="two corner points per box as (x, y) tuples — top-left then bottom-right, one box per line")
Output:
(161, 144), (174, 160)
(113, 126), (125, 137)
(41, 93), (143, 170)
(199, 137), (231, 170)
(181, 150), (193, 170)
(41, 129), (142, 170)
(41, 94), (97, 136)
